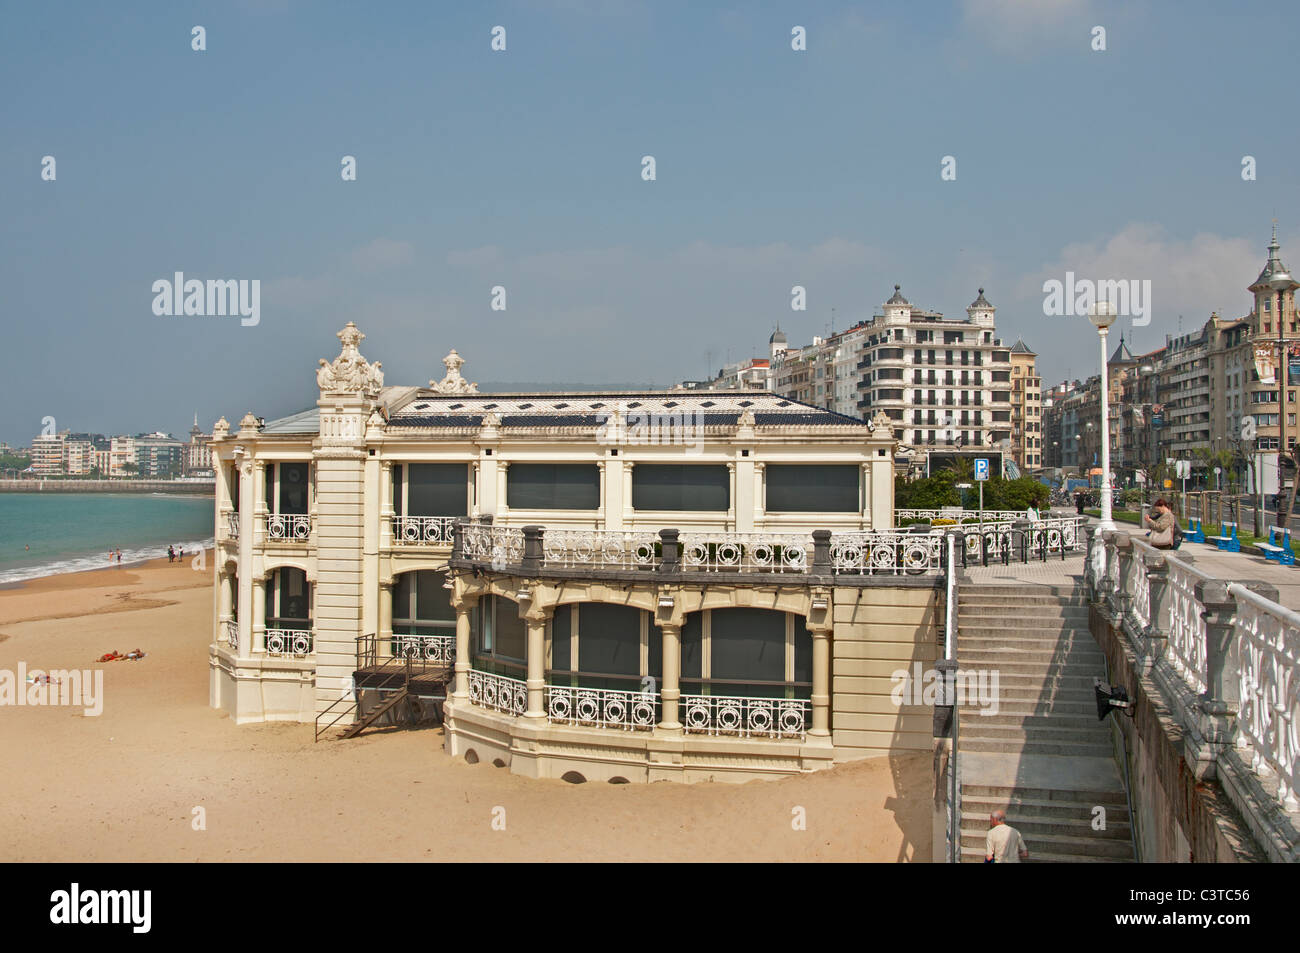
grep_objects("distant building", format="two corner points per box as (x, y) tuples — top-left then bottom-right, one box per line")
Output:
(30, 432), (66, 475)
(133, 432), (184, 478)
(110, 436), (137, 477)
(185, 415), (214, 475)
(1008, 339), (1042, 472)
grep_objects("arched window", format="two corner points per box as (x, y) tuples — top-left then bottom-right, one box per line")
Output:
(266, 567), (310, 625)
(391, 569), (455, 657)
(473, 595), (526, 677)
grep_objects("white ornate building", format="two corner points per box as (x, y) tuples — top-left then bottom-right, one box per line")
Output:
(209, 323), (949, 783)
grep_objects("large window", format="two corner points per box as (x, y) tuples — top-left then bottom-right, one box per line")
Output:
(473, 595), (526, 674)
(507, 463), (600, 510)
(392, 570), (454, 635)
(681, 608), (810, 699)
(549, 603), (657, 691)
(632, 464), (729, 511)
(765, 464), (859, 512)
(393, 463), (469, 516)
(265, 567), (311, 625)
(265, 462), (309, 514)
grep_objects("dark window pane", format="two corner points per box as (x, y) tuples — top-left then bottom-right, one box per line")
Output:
(407, 463), (468, 516)
(507, 463), (599, 510)
(681, 613), (703, 679)
(765, 465), (859, 512)
(278, 462), (309, 514)
(793, 618), (812, 684)
(414, 570), (453, 624)
(576, 603), (640, 676)
(392, 464), (403, 516)
(393, 572), (413, 621)
(710, 608), (785, 683)
(632, 464), (729, 511)
(551, 605), (572, 671)
(495, 597), (526, 661)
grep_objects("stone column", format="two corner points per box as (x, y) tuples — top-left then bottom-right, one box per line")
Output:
(1082, 524), (1098, 595)
(658, 620), (682, 732)
(380, 460), (394, 549)
(524, 614), (548, 719)
(1113, 534), (1134, 623)
(1183, 580), (1241, 779)
(253, 461), (268, 543)
(809, 626), (832, 738)
(378, 580), (394, 650)
(236, 461), (255, 658)
(451, 594), (477, 700)
(726, 461), (737, 530)
(753, 462), (766, 528)
(252, 575), (267, 655)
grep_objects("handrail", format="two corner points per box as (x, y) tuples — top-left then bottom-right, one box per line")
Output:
(314, 692), (357, 742)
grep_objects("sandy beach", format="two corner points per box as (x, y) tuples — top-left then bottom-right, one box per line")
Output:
(0, 553), (931, 862)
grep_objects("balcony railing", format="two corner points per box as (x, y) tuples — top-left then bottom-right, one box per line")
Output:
(546, 684), (658, 731)
(223, 619), (239, 650)
(392, 515), (458, 546)
(1093, 531), (1300, 817)
(265, 513), (312, 542)
(679, 532), (810, 572)
(390, 633), (456, 663)
(542, 530), (661, 570)
(226, 512), (240, 540)
(830, 531), (943, 574)
(681, 694), (809, 740)
(263, 626), (314, 657)
(468, 668), (527, 716)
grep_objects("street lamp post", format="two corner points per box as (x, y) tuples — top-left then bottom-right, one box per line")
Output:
(1089, 300), (1119, 531)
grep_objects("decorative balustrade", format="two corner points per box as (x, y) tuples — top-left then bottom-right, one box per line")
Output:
(264, 627), (314, 657)
(831, 531), (943, 574)
(1164, 557), (1210, 696)
(392, 516), (457, 546)
(226, 512), (240, 540)
(546, 684), (658, 731)
(897, 508), (1038, 524)
(467, 669), (527, 716)
(462, 523), (525, 566)
(390, 634), (455, 663)
(542, 530), (661, 570)
(679, 533), (810, 573)
(960, 517), (1085, 563)
(265, 513), (312, 542)
(1127, 539), (1155, 633)
(224, 619), (239, 650)
(681, 694), (810, 740)
(1226, 584), (1300, 812)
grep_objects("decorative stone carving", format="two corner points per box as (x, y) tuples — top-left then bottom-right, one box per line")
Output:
(317, 322), (384, 398)
(869, 410), (894, 439)
(429, 349), (479, 394)
(238, 412), (261, 434)
(738, 409), (756, 428)
(212, 417), (230, 439)
(481, 411), (501, 429)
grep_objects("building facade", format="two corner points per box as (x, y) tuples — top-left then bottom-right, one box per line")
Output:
(208, 324), (945, 784)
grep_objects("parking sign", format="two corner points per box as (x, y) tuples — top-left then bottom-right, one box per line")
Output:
(974, 458), (989, 481)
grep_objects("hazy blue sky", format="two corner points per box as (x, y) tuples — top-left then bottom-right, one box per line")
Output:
(3, 0), (1298, 445)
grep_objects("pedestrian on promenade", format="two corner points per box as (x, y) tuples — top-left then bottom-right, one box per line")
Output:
(1075, 492), (1086, 516)
(985, 810), (1029, 863)
(1144, 498), (1176, 549)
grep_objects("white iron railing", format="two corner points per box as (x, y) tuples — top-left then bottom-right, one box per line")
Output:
(265, 514), (312, 542)
(264, 627), (313, 657)
(830, 531), (943, 574)
(226, 512), (240, 540)
(462, 524), (525, 566)
(681, 694), (810, 740)
(392, 516), (457, 546)
(390, 634), (455, 663)
(546, 684), (658, 731)
(542, 530), (661, 570)
(897, 508), (1043, 524)
(224, 619), (239, 650)
(468, 669), (527, 716)
(1226, 584), (1300, 813)
(679, 533), (811, 572)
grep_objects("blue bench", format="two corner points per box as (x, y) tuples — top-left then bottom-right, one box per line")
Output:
(1186, 517), (1206, 544)
(1255, 525), (1295, 565)
(1205, 522), (1240, 553)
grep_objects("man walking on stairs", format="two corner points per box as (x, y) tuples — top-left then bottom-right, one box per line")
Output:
(985, 810), (1030, 863)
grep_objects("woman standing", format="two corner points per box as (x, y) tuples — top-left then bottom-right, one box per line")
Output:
(1145, 499), (1176, 549)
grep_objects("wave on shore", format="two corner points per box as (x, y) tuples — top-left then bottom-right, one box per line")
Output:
(0, 537), (215, 585)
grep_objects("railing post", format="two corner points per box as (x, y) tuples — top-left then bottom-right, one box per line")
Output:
(521, 525), (544, 574)
(658, 528), (680, 574)
(1185, 580), (1250, 779)
(812, 529), (832, 574)
(1113, 534), (1134, 623)
(1138, 553), (1170, 674)
(451, 518), (465, 559)
(1083, 524), (1099, 596)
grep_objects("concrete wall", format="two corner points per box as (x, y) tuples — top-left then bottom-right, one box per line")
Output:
(831, 583), (940, 758)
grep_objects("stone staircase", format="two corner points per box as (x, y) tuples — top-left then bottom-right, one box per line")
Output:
(955, 581), (1135, 862)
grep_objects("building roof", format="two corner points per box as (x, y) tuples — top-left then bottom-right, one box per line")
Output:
(1008, 338), (1034, 355)
(1108, 337), (1136, 364)
(256, 390), (876, 437)
(969, 287), (994, 310)
(769, 325), (787, 345)
(1251, 224), (1297, 291)
(885, 284), (909, 306)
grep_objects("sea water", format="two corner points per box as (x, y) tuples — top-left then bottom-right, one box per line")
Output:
(0, 493), (214, 584)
